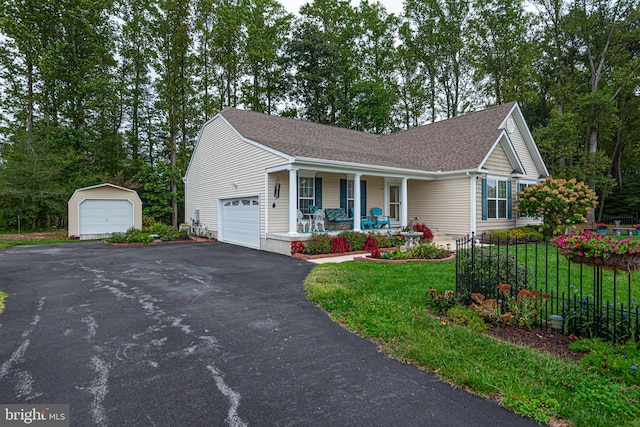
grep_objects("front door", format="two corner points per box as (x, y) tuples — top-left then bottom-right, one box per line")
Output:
(389, 185), (400, 222)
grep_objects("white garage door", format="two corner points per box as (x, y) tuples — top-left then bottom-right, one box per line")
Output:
(221, 197), (260, 248)
(80, 199), (134, 235)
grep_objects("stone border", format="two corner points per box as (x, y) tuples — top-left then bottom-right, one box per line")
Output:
(291, 247), (398, 261)
(352, 252), (456, 263)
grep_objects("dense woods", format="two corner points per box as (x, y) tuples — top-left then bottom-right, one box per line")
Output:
(0, 0), (638, 230)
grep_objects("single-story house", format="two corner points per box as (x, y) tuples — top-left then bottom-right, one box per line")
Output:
(184, 101), (548, 254)
(68, 183), (142, 239)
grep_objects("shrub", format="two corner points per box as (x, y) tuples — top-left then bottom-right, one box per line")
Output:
(142, 215), (156, 228)
(485, 226), (544, 242)
(337, 231), (367, 251)
(446, 306), (488, 333)
(380, 242), (449, 260)
(371, 233), (392, 248)
(160, 230), (190, 242)
(414, 222), (434, 241)
(291, 241), (305, 255)
(107, 232), (127, 243)
(516, 176), (598, 236)
(305, 233), (332, 255)
(148, 222), (175, 236)
(124, 228), (154, 244)
(331, 236), (350, 253)
(424, 288), (456, 313)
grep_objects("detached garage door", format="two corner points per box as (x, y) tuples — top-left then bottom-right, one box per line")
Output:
(221, 197), (260, 248)
(79, 199), (134, 235)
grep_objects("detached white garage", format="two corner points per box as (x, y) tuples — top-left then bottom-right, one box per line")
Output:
(68, 183), (143, 239)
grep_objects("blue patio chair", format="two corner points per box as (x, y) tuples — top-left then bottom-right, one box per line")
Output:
(352, 207), (376, 229)
(371, 207), (391, 229)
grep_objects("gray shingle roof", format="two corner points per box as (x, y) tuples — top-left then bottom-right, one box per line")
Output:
(219, 102), (516, 172)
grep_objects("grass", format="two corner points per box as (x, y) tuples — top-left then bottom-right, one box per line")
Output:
(462, 239), (640, 313)
(304, 260), (640, 426)
(0, 229), (81, 250)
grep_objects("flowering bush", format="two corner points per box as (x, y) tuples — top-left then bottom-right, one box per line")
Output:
(424, 288), (456, 313)
(414, 223), (434, 242)
(598, 223), (608, 229)
(470, 284), (550, 328)
(553, 230), (640, 260)
(290, 240), (305, 255)
(516, 176), (598, 236)
(513, 288), (551, 328)
(636, 224), (640, 230)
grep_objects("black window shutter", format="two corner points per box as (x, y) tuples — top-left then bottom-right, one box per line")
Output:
(360, 180), (367, 216)
(481, 178), (487, 220)
(340, 179), (347, 212)
(315, 177), (322, 208)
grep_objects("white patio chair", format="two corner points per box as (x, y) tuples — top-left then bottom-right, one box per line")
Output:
(313, 209), (326, 232)
(297, 209), (311, 232)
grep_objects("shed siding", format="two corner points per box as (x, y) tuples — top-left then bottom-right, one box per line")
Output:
(409, 178), (470, 235)
(185, 117), (287, 240)
(68, 186), (142, 237)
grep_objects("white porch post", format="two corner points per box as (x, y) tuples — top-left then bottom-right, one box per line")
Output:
(401, 177), (408, 228)
(353, 173), (362, 231)
(288, 168), (298, 235)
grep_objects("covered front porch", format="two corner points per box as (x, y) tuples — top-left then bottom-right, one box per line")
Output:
(264, 165), (414, 236)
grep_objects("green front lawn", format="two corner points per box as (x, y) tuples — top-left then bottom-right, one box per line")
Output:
(304, 260), (640, 426)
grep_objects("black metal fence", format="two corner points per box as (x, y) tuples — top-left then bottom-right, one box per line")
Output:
(456, 233), (640, 342)
(601, 215), (638, 225)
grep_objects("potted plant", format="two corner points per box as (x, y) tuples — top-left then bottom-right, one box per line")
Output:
(597, 223), (608, 235)
(636, 224), (640, 236)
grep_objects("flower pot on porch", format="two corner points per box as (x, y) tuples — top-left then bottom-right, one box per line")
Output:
(599, 229), (607, 235)
(636, 229), (640, 236)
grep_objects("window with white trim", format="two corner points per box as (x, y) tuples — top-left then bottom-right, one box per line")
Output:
(487, 177), (508, 219)
(347, 179), (355, 214)
(298, 176), (315, 213)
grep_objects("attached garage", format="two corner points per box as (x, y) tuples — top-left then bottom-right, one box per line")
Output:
(68, 184), (143, 239)
(220, 196), (260, 248)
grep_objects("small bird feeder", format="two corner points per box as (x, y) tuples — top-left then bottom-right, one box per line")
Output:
(549, 315), (564, 345)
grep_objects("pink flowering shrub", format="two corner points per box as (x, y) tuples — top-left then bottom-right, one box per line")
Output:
(553, 230), (640, 260)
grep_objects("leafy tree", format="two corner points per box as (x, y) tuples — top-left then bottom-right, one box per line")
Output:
(242, 0), (293, 114)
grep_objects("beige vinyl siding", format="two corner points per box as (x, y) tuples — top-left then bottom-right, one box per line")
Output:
(68, 186), (142, 237)
(508, 122), (541, 180)
(185, 117), (288, 239)
(409, 178), (470, 235)
(365, 176), (384, 216)
(266, 172), (289, 233)
(483, 144), (513, 175)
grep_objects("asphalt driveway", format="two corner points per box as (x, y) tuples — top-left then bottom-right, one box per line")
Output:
(0, 241), (539, 426)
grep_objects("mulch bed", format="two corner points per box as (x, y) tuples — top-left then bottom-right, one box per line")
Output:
(430, 312), (583, 362)
(353, 252), (456, 263)
(104, 236), (214, 246)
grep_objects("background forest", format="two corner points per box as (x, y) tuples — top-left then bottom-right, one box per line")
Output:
(0, 0), (638, 230)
